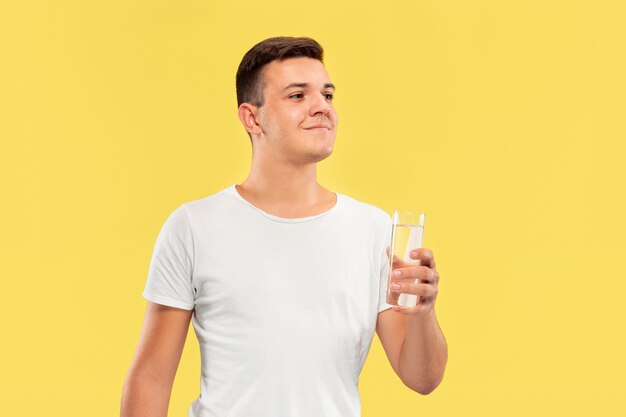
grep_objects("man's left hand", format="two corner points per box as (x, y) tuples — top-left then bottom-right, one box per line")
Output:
(389, 248), (440, 315)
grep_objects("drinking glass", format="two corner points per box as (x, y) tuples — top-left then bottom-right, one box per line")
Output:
(387, 211), (426, 307)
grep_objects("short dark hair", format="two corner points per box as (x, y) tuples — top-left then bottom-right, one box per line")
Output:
(236, 37), (324, 107)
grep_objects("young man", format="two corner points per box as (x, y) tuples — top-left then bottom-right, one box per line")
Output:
(121, 37), (447, 417)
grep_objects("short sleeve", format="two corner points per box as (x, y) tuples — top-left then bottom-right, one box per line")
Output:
(142, 205), (195, 310)
(378, 214), (393, 313)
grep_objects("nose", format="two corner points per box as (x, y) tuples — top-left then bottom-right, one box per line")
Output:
(309, 92), (332, 117)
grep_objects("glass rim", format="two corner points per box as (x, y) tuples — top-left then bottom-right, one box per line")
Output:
(392, 210), (426, 226)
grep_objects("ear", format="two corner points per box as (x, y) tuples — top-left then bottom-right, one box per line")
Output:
(238, 103), (263, 136)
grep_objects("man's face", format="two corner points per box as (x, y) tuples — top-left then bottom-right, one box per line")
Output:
(255, 57), (338, 165)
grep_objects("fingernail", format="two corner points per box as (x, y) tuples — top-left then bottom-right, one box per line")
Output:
(391, 283), (401, 290)
(393, 270), (401, 277)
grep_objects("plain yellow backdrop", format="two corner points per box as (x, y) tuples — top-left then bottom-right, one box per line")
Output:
(1, 0), (625, 415)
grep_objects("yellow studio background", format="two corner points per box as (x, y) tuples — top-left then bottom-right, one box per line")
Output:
(1, 0), (625, 415)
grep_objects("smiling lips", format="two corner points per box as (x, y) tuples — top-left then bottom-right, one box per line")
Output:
(303, 123), (331, 130)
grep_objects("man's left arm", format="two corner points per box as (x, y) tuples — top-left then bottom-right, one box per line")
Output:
(376, 248), (448, 394)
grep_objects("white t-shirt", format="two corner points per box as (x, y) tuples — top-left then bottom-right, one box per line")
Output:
(143, 185), (393, 417)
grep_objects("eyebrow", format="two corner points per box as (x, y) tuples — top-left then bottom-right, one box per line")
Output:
(283, 82), (336, 91)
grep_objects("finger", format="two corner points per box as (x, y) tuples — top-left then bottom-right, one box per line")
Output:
(391, 254), (410, 270)
(385, 246), (409, 269)
(391, 266), (437, 283)
(409, 248), (435, 268)
(389, 282), (438, 298)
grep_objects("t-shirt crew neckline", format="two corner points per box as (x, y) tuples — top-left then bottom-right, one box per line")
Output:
(227, 184), (342, 223)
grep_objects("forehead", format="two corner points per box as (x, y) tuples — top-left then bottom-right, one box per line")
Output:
(261, 57), (331, 90)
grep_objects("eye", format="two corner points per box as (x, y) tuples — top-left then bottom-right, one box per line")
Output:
(323, 92), (334, 100)
(289, 93), (304, 99)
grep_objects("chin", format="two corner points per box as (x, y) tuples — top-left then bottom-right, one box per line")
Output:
(310, 146), (334, 162)
(299, 145), (333, 163)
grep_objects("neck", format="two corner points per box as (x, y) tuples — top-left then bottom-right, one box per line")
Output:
(236, 150), (335, 218)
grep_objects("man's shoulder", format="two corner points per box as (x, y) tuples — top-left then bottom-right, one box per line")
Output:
(184, 185), (233, 207)
(169, 185), (237, 221)
(338, 193), (390, 223)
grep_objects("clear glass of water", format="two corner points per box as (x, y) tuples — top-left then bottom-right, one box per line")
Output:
(387, 211), (426, 307)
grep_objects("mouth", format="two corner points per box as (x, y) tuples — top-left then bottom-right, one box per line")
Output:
(303, 124), (331, 130)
